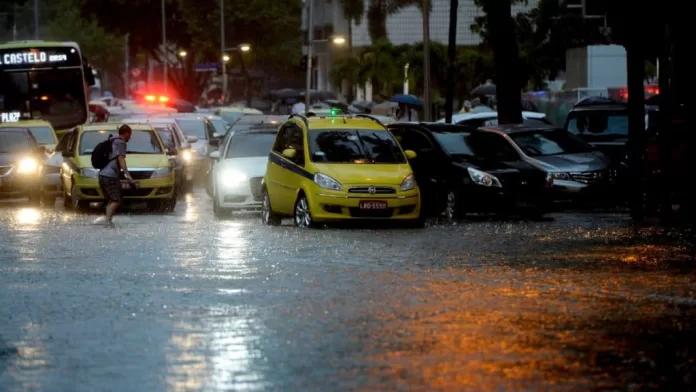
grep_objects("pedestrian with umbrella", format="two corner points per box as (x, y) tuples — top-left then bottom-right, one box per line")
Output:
(390, 94), (421, 122)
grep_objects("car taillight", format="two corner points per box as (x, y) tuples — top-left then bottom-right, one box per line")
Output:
(646, 144), (659, 161)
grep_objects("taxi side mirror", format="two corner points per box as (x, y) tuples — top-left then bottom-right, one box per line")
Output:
(282, 148), (297, 159)
(404, 150), (417, 160)
(209, 151), (220, 160)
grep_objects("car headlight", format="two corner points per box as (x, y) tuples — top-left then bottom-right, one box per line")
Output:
(314, 173), (342, 190)
(151, 167), (171, 178)
(400, 174), (416, 191)
(79, 168), (99, 178)
(467, 167), (501, 187)
(16, 158), (39, 174)
(550, 172), (571, 181)
(219, 169), (247, 187)
(181, 149), (193, 162)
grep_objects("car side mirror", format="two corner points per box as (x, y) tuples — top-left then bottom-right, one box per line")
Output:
(404, 150), (417, 160)
(212, 132), (222, 139)
(282, 148), (297, 159)
(186, 135), (198, 143)
(62, 150), (74, 157)
(209, 151), (220, 160)
(209, 138), (220, 147)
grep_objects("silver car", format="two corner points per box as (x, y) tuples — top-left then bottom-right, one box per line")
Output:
(475, 125), (614, 202)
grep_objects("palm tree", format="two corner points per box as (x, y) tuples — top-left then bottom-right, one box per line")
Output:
(366, 0), (431, 43)
(355, 39), (403, 98)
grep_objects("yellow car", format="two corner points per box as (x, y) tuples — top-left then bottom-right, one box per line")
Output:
(58, 123), (177, 211)
(262, 114), (423, 227)
(0, 120), (58, 151)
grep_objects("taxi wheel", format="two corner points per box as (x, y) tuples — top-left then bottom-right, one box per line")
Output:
(27, 188), (41, 206)
(70, 183), (87, 212)
(41, 193), (56, 208)
(261, 189), (281, 226)
(444, 190), (464, 221)
(293, 194), (315, 228)
(164, 196), (177, 212)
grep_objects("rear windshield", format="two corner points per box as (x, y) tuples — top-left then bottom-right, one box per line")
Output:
(27, 126), (57, 145)
(566, 110), (629, 136)
(224, 132), (276, 159)
(79, 130), (163, 155)
(509, 130), (594, 157)
(0, 132), (30, 153)
(432, 132), (478, 158)
(309, 129), (405, 164)
(175, 119), (207, 139)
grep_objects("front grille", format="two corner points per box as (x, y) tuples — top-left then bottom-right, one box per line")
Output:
(42, 166), (60, 174)
(347, 186), (396, 194)
(571, 170), (615, 184)
(0, 166), (12, 176)
(130, 170), (154, 180)
(249, 177), (263, 201)
(123, 188), (152, 197)
(349, 207), (394, 218)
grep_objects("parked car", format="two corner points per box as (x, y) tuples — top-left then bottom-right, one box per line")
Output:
(387, 123), (552, 219)
(438, 111), (551, 127)
(0, 127), (49, 205)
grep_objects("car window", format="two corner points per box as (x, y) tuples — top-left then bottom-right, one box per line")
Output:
(55, 130), (74, 152)
(509, 130), (594, 157)
(175, 119), (207, 139)
(27, 126), (56, 145)
(308, 129), (406, 164)
(79, 130), (164, 155)
(0, 132), (31, 152)
(209, 118), (228, 135)
(467, 132), (519, 161)
(397, 130), (435, 157)
(566, 110), (629, 136)
(154, 128), (177, 149)
(432, 132), (477, 157)
(224, 132), (276, 159)
(272, 125), (290, 153)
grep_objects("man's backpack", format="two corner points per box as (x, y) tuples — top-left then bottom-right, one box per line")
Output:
(91, 137), (116, 170)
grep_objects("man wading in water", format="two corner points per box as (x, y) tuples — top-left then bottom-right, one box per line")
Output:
(98, 125), (135, 226)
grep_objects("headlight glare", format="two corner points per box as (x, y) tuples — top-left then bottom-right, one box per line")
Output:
(151, 167), (171, 178)
(79, 168), (99, 178)
(17, 158), (39, 174)
(181, 149), (193, 162)
(467, 167), (501, 187)
(400, 174), (416, 191)
(313, 173), (342, 190)
(219, 170), (247, 186)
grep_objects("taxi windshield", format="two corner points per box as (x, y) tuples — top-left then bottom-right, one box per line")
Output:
(79, 130), (163, 155)
(0, 132), (30, 153)
(309, 129), (406, 164)
(27, 126), (56, 145)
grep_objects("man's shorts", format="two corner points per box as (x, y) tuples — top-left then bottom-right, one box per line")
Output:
(99, 175), (122, 202)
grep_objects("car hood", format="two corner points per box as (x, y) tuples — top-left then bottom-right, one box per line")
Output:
(77, 154), (169, 168)
(0, 152), (24, 166)
(313, 163), (413, 185)
(216, 156), (268, 178)
(531, 151), (610, 172)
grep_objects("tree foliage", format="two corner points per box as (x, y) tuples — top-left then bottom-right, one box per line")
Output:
(364, 0), (431, 43)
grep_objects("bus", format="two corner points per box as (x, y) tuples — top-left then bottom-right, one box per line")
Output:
(0, 40), (96, 130)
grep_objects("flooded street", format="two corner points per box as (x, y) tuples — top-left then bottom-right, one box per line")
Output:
(1, 190), (695, 391)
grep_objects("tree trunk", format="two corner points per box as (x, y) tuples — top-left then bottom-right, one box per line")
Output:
(367, 2), (388, 43)
(482, 0), (523, 124)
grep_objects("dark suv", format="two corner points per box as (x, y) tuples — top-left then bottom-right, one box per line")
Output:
(564, 97), (629, 164)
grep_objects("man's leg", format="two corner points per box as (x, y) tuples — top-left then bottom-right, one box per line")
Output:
(105, 200), (120, 222)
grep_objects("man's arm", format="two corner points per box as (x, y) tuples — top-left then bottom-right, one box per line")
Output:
(115, 140), (132, 180)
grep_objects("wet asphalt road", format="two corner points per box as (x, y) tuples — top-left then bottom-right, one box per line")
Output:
(1, 190), (695, 391)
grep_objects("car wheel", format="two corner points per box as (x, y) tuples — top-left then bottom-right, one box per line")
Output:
(164, 196), (177, 212)
(63, 186), (71, 208)
(41, 192), (56, 208)
(213, 196), (228, 218)
(70, 183), (87, 212)
(27, 188), (41, 206)
(293, 194), (314, 228)
(261, 189), (281, 226)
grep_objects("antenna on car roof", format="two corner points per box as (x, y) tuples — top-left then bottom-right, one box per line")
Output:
(354, 114), (384, 126)
(288, 114), (308, 126)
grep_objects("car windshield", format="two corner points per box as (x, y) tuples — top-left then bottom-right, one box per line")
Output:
(566, 110), (629, 136)
(209, 118), (228, 135)
(509, 130), (594, 157)
(27, 126), (56, 145)
(432, 132), (477, 158)
(0, 132), (30, 153)
(218, 112), (244, 124)
(175, 119), (207, 139)
(309, 129), (406, 164)
(224, 132), (276, 159)
(79, 130), (163, 155)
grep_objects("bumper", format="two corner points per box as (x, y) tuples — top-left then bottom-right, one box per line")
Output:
(463, 186), (550, 212)
(307, 190), (421, 222)
(73, 175), (176, 201)
(42, 172), (63, 196)
(551, 180), (618, 202)
(0, 174), (41, 197)
(216, 178), (263, 209)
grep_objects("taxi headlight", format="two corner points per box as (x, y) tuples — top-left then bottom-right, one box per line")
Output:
(400, 174), (416, 191)
(151, 167), (171, 178)
(314, 173), (342, 190)
(17, 158), (39, 174)
(219, 170), (247, 186)
(79, 168), (99, 178)
(181, 149), (193, 162)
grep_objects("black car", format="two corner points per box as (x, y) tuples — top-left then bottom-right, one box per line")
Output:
(564, 97), (629, 164)
(0, 128), (47, 203)
(386, 123), (552, 219)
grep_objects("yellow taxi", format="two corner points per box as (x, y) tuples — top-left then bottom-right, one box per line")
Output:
(261, 114), (423, 227)
(1, 120), (58, 151)
(58, 123), (177, 211)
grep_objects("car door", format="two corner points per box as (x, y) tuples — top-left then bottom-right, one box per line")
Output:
(392, 127), (443, 213)
(267, 124), (297, 213)
(58, 129), (77, 189)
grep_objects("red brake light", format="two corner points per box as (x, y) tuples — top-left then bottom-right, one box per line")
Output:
(145, 95), (156, 102)
(159, 96), (169, 103)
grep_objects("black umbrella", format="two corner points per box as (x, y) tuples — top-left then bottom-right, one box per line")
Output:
(272, 88), (300, 99)
(471, 83), (496, 96)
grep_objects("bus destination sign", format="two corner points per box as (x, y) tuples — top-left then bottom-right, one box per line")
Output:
(0, 47), (81, 69)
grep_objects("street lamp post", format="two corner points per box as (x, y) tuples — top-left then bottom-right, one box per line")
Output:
(305, 34), (346, 108)
(33, 0), (39, 39)
(162, 0), (167, 94)
(220, 0), (226, 104)
(305, 0), (314, 107)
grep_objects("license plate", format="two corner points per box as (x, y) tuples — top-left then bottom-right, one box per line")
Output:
(359, 200), (387, 209)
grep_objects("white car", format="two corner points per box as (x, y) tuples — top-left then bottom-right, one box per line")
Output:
(208, 125), (279, 217)
(438, 111), (550, 126)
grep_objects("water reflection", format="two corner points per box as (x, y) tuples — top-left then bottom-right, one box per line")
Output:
(183, 193), (198, 222)
(14, 208), (40, 226)
(215, 223), (254, 279)
(3, 322), (49, 391)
